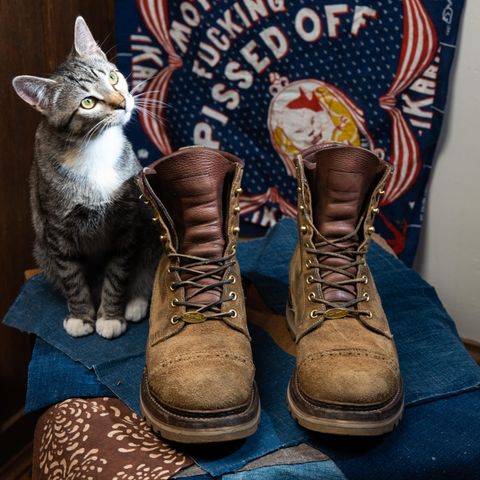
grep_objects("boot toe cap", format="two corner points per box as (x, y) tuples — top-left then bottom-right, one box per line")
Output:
(149, 352), (254, 412)
(297, 350), (400, 406)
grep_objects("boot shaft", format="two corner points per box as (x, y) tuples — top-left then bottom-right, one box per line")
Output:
(138, 146), (243, 254)
(137, 146), (244, 311)
(295, 143), (391, 304)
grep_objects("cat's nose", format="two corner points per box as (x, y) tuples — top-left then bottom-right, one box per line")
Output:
(114, 99), (126, 110)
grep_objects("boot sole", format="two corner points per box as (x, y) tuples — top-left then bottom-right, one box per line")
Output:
(140, 373), (261, 443)
(286, 303), (404, 436)
(287, 374), (404, 436)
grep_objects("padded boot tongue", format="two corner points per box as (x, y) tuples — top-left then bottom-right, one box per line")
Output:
(154, 149), (235, 306)
(305, 146), (380, 303)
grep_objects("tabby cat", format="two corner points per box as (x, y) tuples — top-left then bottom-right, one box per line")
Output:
(12, 17), (160, 339)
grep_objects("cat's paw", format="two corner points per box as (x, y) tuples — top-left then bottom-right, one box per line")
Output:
(96, 317), (127, 339)
(125, 297), (149, 323)
(64, 317), (94, 337)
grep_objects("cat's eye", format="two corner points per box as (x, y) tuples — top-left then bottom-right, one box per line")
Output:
(80, 97), (97, 109)
(108, 71), (119, 85)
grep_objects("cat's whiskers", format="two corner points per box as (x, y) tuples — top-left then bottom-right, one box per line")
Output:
(82, 119), (108, 148)
(80, 117), (112, 152)
(134, 105), (164, 125)
(134, 97), (168, 105)
(130, 77), (155, 95)
(133, 90), (169, 100)
(134, 101), (168, 111)
(102, 41), (117, 60)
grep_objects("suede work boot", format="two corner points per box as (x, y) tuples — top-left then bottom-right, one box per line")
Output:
(287, 143), (404, 436)
(137, 146), (260, 443)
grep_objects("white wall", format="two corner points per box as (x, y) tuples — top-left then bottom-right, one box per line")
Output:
(414, 1), (480, 341)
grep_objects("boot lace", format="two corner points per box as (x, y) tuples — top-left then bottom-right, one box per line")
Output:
(168, 252), (237, 324)
(301, 220), (392, 340)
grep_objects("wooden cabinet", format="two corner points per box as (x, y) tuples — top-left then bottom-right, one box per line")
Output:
(0, 0), (115, 473)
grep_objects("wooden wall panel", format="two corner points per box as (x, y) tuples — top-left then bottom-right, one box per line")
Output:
(0, 0), (48, 425)
(0, 0), (115, 467)
(42, 0), (116, 71)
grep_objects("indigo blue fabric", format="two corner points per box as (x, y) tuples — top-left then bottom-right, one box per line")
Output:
(94, 353), (145, 414)
(4, 219), (480, 476)
(314, 390), (480, 480)
(164, 392), (480, 480)
(3, 274), (147, 369)
(27, 338), (112, 411)
(222, 460), (346, 480)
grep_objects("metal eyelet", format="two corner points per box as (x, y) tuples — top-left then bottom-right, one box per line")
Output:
(152, 216), (160, 223)
(362, 260), (367, 267)
(310, 310), (320, 319)
(233, 206), (241, 213)
(230, 292), (237, 301)
(167, 267), (173, 273)
(300, 225), (308, 233)
(160, 234), (167, 241)
(235, 187), (243, 195)
(228, 309), (238, 318)
(169, 283), (176, 292)
(363, 293), (370, 301)
(372, 207), (380, 214)
(170, 298), (179, 307)
(232, 226), (240, 234)
(379, 188), (386, 196)
(230, 244), (237, 254)
(170, 315), (180, 324)
(308, 292), (316, 301)
(306, 275), (314, 285)
(228, 274), (236, 284)
(139, 194), (150, 205)
(368, 226), (375, 234)
(362, 275), (368, 284)
(304, 242), (312, 249)
(366, 311), (373, 319)
(299, 205), (305, 212)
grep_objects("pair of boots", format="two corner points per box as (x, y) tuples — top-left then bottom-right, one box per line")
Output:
(137, 143), (403, 444)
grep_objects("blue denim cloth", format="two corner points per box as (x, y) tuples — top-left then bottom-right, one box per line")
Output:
(222, 460), (346, 480)
(27, 338), (112, 410)
(176, 391), (480, 480)
(315, 390), (480, 480)
(4, 219), (480, 477)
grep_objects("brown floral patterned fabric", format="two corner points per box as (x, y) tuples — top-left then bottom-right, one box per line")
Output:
(32, 397), (192, 480)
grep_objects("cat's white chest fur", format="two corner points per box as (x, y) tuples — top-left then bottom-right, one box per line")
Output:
(71, 126), (125, 201)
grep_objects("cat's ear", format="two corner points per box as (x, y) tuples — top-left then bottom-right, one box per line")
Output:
(12, 75), (58, 113)
(74, 16), (101, 56)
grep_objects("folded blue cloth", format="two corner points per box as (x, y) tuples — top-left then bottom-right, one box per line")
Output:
(316, 389), (480, 480)
(27, 338), (111, 410)
(4, 219), (480, 477)
(180, 390), (480, 480)
(222, 460), (346, 480)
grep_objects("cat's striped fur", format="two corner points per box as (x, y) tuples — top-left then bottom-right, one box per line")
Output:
(13, 17), (160, 339)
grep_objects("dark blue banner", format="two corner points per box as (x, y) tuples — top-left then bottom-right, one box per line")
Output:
(116, 0), (464, 265)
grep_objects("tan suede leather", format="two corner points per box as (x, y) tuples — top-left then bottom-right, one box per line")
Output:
(138, 147), (259, 443)
(287, 143), (403, 436)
